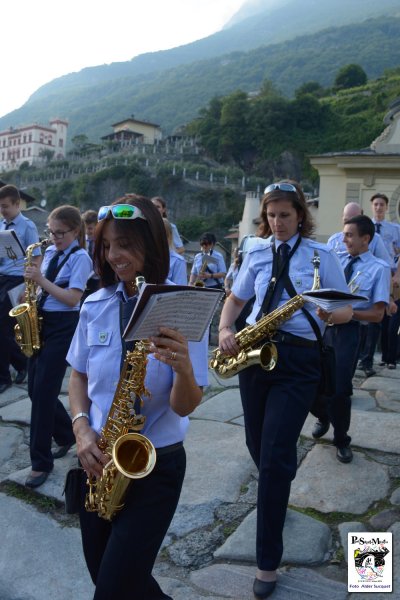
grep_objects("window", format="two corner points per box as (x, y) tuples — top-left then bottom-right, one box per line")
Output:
(59, 139), (64, 147)
(28, 148), (31, 156)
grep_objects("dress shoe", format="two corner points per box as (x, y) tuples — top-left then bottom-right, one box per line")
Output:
(363, 367), (376, 378)
(52, 443), (74, 459)
(25, 471), (50, 489)
(0, 382), (12, 394)
(312, 420), (329, 439)
(388, 364), (396, 370)
(379, 361), (387, 367)
(253, 578), (276, 599)
(336, 446), (353, 463)
(14, 369), (27, 384)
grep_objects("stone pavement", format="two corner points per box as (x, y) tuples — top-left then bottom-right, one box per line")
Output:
(0, 360), (399, 599)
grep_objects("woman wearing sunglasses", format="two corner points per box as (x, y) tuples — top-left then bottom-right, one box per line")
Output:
(217, 181), (352, 599)
(67, 195), (208, 600)
(24, 205), (93, 489)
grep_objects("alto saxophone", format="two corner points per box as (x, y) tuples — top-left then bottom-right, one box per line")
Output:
(9, 239), (50, 357)
(194, 254), (210, 287)
(210, 251), (321, 378)
(85, 277), (156, 521)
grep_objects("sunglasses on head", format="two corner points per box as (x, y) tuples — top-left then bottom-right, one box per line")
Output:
(97, 204), (147, 222)
(264, 183), (297, 195)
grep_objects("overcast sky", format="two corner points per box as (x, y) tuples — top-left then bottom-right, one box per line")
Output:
(1, 0), (246, 119)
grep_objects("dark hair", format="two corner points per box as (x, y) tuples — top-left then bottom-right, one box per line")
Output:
(344, 215), (375, 243)
(48, 205), (86, 248)
(259, 180), (314, 238)
(151, 196), (167, 217)
(200, 232), (216, 245)
(94, 194), (169, 287)
(82, 209), (98, 225)
(370, 193), (389, 205)
(0, 184), (20, 203)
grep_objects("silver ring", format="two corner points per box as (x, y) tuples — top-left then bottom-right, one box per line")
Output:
(170, 351), (177, 361)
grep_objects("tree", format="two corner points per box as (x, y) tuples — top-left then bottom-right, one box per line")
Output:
(334, 64), (367, 90)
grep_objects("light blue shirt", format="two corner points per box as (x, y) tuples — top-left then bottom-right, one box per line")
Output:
(171, 222), (183, 250)
(232, 235), (349, 340)
(169, 250), (187, 285)
(371, 219), (400, 270)
(191, 249), (227, 287)
(225, 262), (239, 285)
(67, 282), (209, 446)
(339, 251), (390, 321)
(327, 230), (391, 266)
(0, 212), (40, 276)
(41, 240), (92, 311)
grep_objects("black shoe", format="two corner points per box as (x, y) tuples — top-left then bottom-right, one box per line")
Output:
(52, 443), (73, 459)
(312, 420), (330, 439)
(0, 382), (12, 394)
(25, 471), (50, 489)
(253, 578), (276, 599)
(14, 369), (27, 384)
(363, 367), (376, 378)
(379, 361), (387, 367)
(336, 446), (353, 463)
(388, 364), (396, 370)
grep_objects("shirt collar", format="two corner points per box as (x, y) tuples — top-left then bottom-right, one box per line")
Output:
(274, 232), (299, 251)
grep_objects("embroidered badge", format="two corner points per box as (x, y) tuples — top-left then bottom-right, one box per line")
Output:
(98, 332), (108, 343)
(294, 277), (302, 286)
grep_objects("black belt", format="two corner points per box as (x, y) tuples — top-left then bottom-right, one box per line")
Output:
(156, 441), (183, 456)
(273, 331), (318, 348)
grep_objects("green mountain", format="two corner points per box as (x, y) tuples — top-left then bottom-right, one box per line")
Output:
(1, 0), (400, 143)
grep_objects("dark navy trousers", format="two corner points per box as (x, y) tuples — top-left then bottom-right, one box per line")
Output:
(78, 447), (186, 600)
(0, 275), (27, 384)
(317, 321), (361, 448)
(239, 342), (320, 570)
(28, 311), (78, 472)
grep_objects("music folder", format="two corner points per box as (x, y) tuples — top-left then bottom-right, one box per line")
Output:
(123, 284), (224, 342)
(302, 288), (368, 312)
(0, 229), (25, 259)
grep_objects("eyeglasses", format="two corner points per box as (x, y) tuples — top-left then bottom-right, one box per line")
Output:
(98, 204), (147, 222)
(45, 228), (74, 240)
(200, 241), (212, 247)
(264, 183), (298, 194)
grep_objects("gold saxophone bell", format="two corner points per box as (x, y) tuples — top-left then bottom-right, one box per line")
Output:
(112, 432), (156, 479)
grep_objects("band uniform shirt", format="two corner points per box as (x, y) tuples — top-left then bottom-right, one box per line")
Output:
(40, 240), (92, 312)
(169, 250), (187, 285)
(0, 212), (40, 276)
(338, 251), (390, 324)
(171, 222), (183, 251)
(232, 235), (349, 340)
(371, 219), (400, 271)
(191, 249), (227, 287)
(66, 281), (209, 448)
(327, 230), (391, 266)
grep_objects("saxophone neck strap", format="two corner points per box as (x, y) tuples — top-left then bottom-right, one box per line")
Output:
(119, 297), (141, 415)
(260, 236), (302, 317)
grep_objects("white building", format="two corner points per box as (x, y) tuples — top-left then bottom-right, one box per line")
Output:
(0, 118), (68, 172)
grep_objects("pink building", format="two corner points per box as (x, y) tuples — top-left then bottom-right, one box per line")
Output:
(0, 118), (68, 171)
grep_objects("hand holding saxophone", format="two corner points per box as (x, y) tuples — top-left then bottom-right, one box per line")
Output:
(24, 264), (45, 286)
(73, 417), (108, 479)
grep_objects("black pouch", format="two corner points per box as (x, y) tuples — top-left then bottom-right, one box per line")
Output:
(63, 468), (84, 514)
(319, 344), (336, 396)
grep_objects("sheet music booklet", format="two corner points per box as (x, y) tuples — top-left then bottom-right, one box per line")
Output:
(302, 288), (368, 312)
(0, 230), (25, 259)
(123, 284), (224, 342)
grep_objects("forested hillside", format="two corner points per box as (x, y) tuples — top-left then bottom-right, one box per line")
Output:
(1, 15), (400, 142)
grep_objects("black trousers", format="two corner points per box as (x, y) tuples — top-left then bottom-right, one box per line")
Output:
(0, 275), (27, 384)
(358, 322), (381, 369)
(239, 341), (320, 571)
(381, 301), (400, 365)
(28, 311), (78, 472)
(78, 446), (186, 600)
(315, 321), (361, 448)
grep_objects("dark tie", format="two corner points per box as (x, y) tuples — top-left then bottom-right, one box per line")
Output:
(268, 243), (290, 312)
(45, 250), (64, 283)
(88, 239), (94, 259)
(375, 222), (382, 234)
(344, 256), (359, 283)
(4, 221), (14, 230)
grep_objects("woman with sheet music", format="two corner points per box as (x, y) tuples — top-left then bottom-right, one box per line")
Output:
(67, 195), (208, 600)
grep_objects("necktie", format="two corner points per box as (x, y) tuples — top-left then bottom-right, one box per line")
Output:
(88, 239), (94, 259)
(45, 250), (64, 283)
(268, 243), (290, 312)
(4, 222), (14, 230)
(344, 256), (359, 283)
(375, 222), (382, 234)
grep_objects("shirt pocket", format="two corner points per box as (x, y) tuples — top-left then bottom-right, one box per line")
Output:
(254, 271), (271, 306)
(87, 326), (117, 394)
